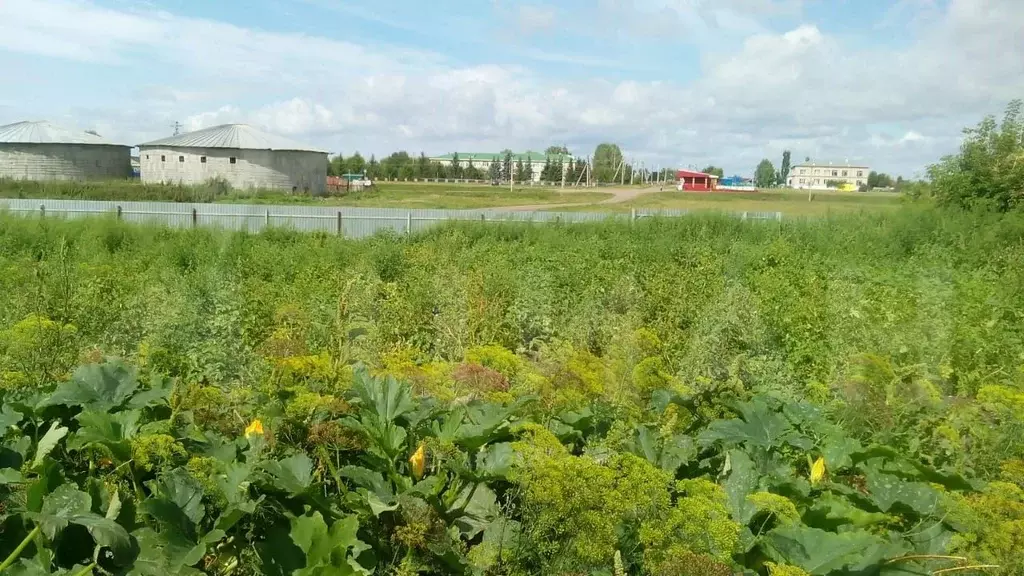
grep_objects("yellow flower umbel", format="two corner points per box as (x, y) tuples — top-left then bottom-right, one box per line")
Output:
(810, 457), (826, 486)
(409, 442), (427, 480)
(245, 419), (265, 439)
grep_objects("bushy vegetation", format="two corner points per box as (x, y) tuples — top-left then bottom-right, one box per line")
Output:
(1, 208), (1023, 575)
(928, 99), (1024, 211)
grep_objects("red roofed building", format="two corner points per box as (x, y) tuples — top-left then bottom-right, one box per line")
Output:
(676, 169), (719, 191)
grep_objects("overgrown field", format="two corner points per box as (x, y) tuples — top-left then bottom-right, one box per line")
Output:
(1, 208), (1023, 575)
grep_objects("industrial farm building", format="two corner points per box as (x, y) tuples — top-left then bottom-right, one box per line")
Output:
(0, 121), (131, 181)
(138, 124), (328, 194)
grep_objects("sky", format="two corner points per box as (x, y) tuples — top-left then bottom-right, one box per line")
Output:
(1, 0), (1022, 178)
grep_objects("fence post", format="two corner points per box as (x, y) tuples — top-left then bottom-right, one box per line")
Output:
(776, 211), (783, 221)
(117, 205), (122, 220)
(406, 212), (412, 234)
(191, 208), (198, 228)
(337, 211), (343, 235)
(630, 208), (637, 223)
(265, 209), (270, 228)
(40, 204), (45, 218)
(741, 211), (748, 222)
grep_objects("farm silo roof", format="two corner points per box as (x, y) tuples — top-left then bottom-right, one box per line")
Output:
(138, 123), (327, 153)
(0, 121), (123, 145)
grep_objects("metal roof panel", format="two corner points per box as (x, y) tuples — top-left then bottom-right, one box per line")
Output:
(0, 121), (124, 146)
(138, 124), (326, 153)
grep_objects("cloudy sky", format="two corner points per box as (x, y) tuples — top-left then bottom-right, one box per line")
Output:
(1, 0), (1022, 177)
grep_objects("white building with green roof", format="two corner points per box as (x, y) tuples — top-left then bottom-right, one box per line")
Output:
(430, 151), (572, 182)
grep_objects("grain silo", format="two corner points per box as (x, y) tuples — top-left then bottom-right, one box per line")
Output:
(0, 121), (132, 181)
(138, 124), (328, 194)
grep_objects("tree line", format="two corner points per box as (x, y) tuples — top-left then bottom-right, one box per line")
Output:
(328, 143), (677, 184)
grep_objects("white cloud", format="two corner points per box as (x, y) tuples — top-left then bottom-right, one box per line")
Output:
(1, 0), (1022, 176)
(516, 5), (558, 32)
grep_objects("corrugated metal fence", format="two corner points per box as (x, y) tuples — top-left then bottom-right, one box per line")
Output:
(0, 199), (782, 239)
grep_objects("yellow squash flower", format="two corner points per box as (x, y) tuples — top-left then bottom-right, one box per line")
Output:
(245, 419), (265, 439)
(810, 457), (826, 486)
(409, 442), (426, 480)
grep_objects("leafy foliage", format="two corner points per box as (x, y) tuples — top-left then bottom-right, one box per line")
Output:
(2, 195), (1024, 575)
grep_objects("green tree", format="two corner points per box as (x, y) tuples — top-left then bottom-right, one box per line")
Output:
(488, 159), (501, 181)
(545, 145), (570, 155)
(523, 158), (535, 182)
(366, 154), (379, 178)
(380, 151), (411, 179)
(540, 157), (553, 181)
(465, 159), (481, 180)
(593, 143), (624, 183)
(502, 150), (514, 181)
(449, 153), (462, 179)
(701, 166), (725, 178)
(415, 153), (430, 178)
(867, 171), (895, 189)
(929, 99), (1024, 211)
(329, 154), (347, 177)
(779, 150), (792, 185)
(348, 152), (366, 175)
(755, 159), (777, 188)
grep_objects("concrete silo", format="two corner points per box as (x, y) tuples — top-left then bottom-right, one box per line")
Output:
(138, 124), (328, 194)
(0, 121), (132, 181)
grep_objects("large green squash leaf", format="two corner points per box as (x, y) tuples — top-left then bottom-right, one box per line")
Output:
(0, 404), (23, 434)
(289, 512), (372, 576)
(37, 484), (91, 539)
(71, 514), (134, 565)
(700, 399), (805, 450)
(67, 409), (141, 462)
(33, 422), (69, 468)
(129, 528), (205, 576)
(352, 369), (414, 424)
(476, 442), (514, 480)
(864, 468), (939, 516)
(263, 453), (314, 495)
(723, 449), (759, 524)
(764, 525), (884, 574)
(40, 361), (139, 411)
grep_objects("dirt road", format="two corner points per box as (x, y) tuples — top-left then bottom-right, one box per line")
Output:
(498, 185), (665, 212)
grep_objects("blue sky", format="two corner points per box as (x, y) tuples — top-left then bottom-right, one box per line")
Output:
(1, 0), (1022, 177)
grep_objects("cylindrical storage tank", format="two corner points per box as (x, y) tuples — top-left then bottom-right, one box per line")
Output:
(138, 124), (328, 194)
(0, 121), (131, 181)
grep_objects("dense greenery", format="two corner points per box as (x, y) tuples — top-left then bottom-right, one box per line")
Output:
(928, 99), (1024, 211)
(0, 208), (1022, 574)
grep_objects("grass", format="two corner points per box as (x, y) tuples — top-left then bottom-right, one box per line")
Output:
(562, 187), (906, 216)
(0, 178), (612, 210)
(309, 182), (611, 209)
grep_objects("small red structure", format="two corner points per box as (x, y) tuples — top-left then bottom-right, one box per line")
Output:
(676, 169), (719, 191)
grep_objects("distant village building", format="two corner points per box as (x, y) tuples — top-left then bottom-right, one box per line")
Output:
(0, 120), (131, 181)
(676, 169), (719, 191)
(787, 161), (869, 191)
(429, 151), (573, 182)
(138, 124), (328, 193)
